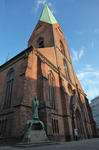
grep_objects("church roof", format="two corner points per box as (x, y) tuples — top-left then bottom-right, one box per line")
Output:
(39, 4), (58, 24)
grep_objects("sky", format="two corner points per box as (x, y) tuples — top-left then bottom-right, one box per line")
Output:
(0, 0), (99, 101)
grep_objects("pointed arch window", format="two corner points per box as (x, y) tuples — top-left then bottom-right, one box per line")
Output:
(37, 37), (44, 48)
(60, 40), (66, 56)
(3, 68), (14, 110)
(48, 71), (56, 109)
(63, 59), (70, 81)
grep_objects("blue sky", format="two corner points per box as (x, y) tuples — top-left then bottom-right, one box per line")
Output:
(0, 0), (99, 101)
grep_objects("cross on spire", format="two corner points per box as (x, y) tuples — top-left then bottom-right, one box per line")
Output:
(44, 0), (47, 5)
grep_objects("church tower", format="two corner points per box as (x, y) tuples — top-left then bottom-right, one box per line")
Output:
(26, 4), (94, 140)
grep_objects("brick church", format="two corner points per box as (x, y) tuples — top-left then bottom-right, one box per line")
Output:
(0, 4), (97, 142)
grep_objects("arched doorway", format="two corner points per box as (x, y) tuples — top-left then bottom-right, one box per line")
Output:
(75, 109), (85, 139)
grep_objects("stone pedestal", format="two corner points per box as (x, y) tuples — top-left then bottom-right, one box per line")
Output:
(22, 129), (48, 144)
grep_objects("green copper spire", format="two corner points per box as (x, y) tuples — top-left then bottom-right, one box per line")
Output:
(39, 4), (58, 24)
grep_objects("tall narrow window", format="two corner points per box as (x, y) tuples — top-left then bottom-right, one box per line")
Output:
(0, 120), (1, 136)
(52, 119), (59, 134)
(52, 119), (55, 134)
(48, 71), (56, 109)
(37, 37), (44, 48)
(3, 69), (14, 110)
(60, 40), (66, 56)
(63, 59), (70, 81)
(0, 119), (7, 137)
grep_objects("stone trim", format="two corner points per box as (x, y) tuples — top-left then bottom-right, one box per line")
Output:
(0, 109), (14, 116)
(56, 46), (72, 64)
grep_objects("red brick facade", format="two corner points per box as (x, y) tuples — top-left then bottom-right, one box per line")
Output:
(0, 18), (97, 142)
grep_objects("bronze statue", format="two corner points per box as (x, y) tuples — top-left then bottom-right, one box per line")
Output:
(32, 96), (39, 119)
(23, 96), (48, 144)
(27, 96), (44, 130)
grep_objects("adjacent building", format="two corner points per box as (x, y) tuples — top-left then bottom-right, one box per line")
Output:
(90, 96), (99, 134)
(0, 4), (97, 142)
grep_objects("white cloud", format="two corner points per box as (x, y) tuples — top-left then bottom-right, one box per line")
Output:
(86, 87), (99, 101)
(72, 49), (78, 61)
(77, 66), (99, 101)
(79, 49), (84, 58)
(72, 47), (84, 61)
(35, 0), (46, 12)
(85, 65), (94, 71)
(35, 0), (55, 14)
(75, 28), (99, 35)
(77, 71), (99, 80)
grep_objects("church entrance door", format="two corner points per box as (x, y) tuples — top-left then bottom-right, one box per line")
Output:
(75, 109), (85, 139)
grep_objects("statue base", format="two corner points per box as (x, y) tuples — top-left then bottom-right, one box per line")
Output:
(22, 129), (48, 144)
(17, 119), (49, 145)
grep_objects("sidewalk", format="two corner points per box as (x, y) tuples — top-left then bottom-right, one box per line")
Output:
(0, 138), (99, 150)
